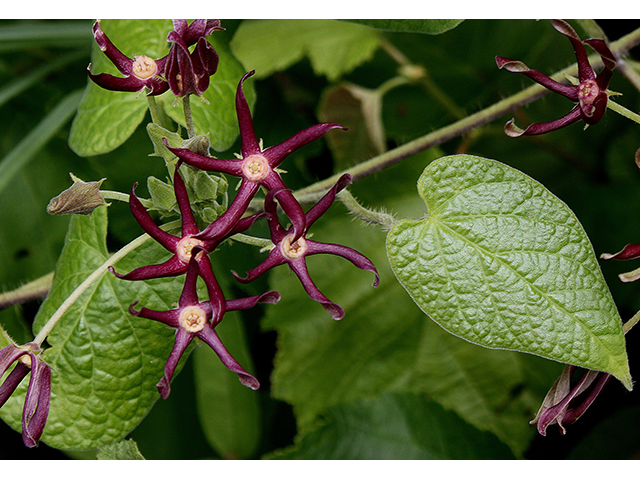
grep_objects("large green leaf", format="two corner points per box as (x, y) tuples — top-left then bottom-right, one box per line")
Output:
(230, 20), (380, 81)
(268, 392), (515, 459)
(386, 154), (631, 389)
(262, 188), (549, 456)
(0, 206), (186, 450)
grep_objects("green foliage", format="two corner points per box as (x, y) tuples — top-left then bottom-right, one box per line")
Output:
(387, 155), (631, 389)
(268, 392), (515, 459)
(0, 207), (186, 450)
(3, 18), (640, 461)
(230, 19), (381, 81)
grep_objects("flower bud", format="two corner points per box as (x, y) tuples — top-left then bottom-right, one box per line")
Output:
(47, 174), (106, 215)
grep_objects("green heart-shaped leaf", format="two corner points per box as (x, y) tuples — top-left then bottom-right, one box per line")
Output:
(386, 154), (631, 389)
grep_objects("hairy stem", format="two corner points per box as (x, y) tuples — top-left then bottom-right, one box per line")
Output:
(0, 272), (54, 309)
(337, 189), (396, 231)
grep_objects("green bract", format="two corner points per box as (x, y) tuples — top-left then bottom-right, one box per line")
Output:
(386, 155), (632, 389)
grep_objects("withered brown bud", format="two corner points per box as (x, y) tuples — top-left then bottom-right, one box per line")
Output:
(47, 173), (107, 215)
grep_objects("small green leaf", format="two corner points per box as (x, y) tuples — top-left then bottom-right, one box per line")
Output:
(348, 19), (464, 35)
(146, 123), (183, 165)
(147, 176), (177, 213)
(267, 392), (515, 459)
(97, 439), (145, 460)
(230, 20), (380, 82)
(386, 154), (632, 389)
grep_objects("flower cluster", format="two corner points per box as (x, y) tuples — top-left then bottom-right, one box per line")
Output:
(92, 20), (379, 397)
(496, 19), (616, 136)
(88, 19), (223, 98)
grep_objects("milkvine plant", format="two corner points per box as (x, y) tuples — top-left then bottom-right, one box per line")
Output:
(2, 18), (640, 460)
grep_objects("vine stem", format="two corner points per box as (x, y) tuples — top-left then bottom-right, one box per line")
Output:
(624, 309), (640, 335)
(32, 219), (181, 346)
(292, 26), (640, 201)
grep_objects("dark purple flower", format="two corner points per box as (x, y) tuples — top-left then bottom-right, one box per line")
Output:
(496, 19), (616, 136)
(0, 342), (51, 447)
(130, 250), (279, 398)
(165, 20), (223, 99)
(530, 365), (611, 435)
(164, 70), (346, 241)
(232, 174), (379, 320)
(87, 20), (169, 96)
(109, 164), (264, 318)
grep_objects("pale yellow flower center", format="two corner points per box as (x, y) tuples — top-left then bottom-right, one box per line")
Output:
(179, 305), (207, 333)
(176, 236), (206, 263)
(241, 154), (270, 181)
(132, 55), (157, 80)
(281, 234), (307, 260)
(578, 79), (599, 104)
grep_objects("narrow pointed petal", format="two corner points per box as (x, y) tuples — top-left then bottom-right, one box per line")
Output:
(495, 56), (578, 100)
(232, 249), (285, 284)
(236, 71), (261, 156)
(289, 260), (345, 320)
(306, 240), (380, 287)
(601, 243), (640, 260)
(226, 290), (280, 311)
(129, 301), (180, 328)
(619, 266), (640, 283)
(0, 363), (29, 407)
(561, 372), (611, 425)
(157, 329), (193, 399)
(263, 123), (347, 168)
(196, 181), (259, 241)
(22, 360), (51, 448)
(163, 140), (243, 176)
(92, 21), (133, 75)
(584, 38), (617, 73)
(108, 255), (187, 281)
(503, 108), (582, 137)
(178, 255), (201, 308)
(306, 174), (353, 227)
(173, 165), (200, 236)
(195, 254), (226, 325)
(129, 183), (178, 251)
(550, 19), (595, 81)
(197, 327), (260, 390)
(269, 188), (307, 243)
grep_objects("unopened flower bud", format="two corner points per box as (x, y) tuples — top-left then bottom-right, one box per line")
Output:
(47, 173), (106, 215)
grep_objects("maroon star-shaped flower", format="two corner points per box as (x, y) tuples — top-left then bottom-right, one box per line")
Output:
(109, 163), (264, 321)
(232, 174), (379, 320)
(496, 19), (616, 136)
(88, 20), (169, 96)
(163, 70), (346, 242)
(130, 250), (279, 399)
